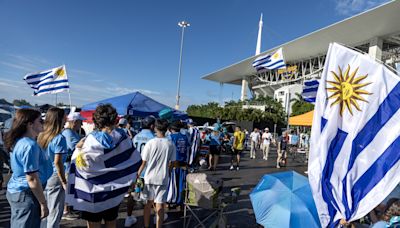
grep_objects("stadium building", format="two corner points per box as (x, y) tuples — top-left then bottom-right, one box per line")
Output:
(202, 1), (400, 112)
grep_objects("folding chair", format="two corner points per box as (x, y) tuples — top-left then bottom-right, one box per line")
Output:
(295, 148), (308, 163)
(183, 173), (223, 228)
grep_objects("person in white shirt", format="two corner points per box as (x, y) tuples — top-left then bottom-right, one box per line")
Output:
(249, 128), (260, 159)
(262, 128), (272, 160)
(137, 119), (176, 228)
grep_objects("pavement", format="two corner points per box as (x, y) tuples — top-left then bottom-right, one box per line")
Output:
(0, 146), (308, 228)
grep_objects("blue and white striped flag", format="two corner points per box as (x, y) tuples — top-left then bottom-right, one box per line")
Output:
(309, 42), (400, 227)
(302, 79), (319, 103)
(252, 48), (286, 71)
(23, 65), (69, 96)
(66, 129), (141, 213)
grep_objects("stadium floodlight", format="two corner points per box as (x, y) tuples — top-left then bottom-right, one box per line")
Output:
(175, 21), (190, 110)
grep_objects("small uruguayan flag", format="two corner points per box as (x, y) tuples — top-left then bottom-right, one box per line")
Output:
(66, 129), (141, 213)
(23, 65), (69, 96)
(252, 48), (286, 71)
(309, 42), (400, 227)
(302, 79), (319, 103)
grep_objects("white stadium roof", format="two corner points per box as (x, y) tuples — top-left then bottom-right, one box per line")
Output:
(202, 0), (400, 85)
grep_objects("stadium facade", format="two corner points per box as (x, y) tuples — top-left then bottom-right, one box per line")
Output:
(202, 1), (400, 110)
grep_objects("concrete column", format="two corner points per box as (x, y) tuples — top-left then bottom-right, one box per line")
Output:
(240, 79), (248, 101)
(368, 37), (383, 60)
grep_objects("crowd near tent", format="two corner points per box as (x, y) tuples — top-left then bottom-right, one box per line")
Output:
(80, 92), (188, 122)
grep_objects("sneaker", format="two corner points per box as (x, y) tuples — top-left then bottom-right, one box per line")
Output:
(62, 212), (79, 221)
(229, 165), (234, 171)
(124, 215), (138, 227)
(236, 166), (240, 171)
(276, 165), (281, 169)
(153, 213), (168, 224)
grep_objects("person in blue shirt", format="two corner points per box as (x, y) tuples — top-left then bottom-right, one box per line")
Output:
(169, 121), (190, 163)
(37, 108), (68, 228)
(208, 127), (223, 171)
(61, 111), (85, 220)
(167, 121), (190, 205)
(125, 115), (156, 227)
(4, 108), (52, 228)
(62, 112), (84, 174)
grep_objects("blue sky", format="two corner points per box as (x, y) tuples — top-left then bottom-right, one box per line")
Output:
(0, 0), (390, 110)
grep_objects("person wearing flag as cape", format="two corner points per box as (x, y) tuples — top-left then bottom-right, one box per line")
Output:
(309, 43), (400, 227)
(66, 104), (141, 228)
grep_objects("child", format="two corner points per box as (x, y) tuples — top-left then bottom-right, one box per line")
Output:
(137, 119), (176, 228)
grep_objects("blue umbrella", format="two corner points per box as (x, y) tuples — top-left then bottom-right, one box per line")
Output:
(250, 171), (321, 228)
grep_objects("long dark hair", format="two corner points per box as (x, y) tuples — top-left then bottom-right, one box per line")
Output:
(4, 109), (41, 152)
(37, 107), (65, 149)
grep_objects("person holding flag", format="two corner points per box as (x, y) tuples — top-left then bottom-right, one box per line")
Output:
(66, 104), (142, 228)
(309, 43), (400, 227)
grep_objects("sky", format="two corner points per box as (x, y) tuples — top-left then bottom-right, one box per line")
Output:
(0, 0), (391, 110)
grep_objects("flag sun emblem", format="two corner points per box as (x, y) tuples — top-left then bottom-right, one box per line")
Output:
(55, 67), (66, 79)
(327, 65), (372, 116)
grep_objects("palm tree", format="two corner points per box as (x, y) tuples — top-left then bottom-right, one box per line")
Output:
(290, 93), (314, 116)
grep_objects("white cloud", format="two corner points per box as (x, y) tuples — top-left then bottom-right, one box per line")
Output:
(334, 0), (391, 16)
(0, 60), (37, 72)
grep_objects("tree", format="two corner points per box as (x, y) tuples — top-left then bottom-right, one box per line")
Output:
(0, 98), (12, 105)
(56, 102), (68, 107)
(290, 93), (314, 116)
(13, 99), (32, 107)
(186, 96), (286, 125)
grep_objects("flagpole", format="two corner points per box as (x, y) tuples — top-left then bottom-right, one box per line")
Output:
(63, 64), (72, 110)
(68, 91), (72, 110)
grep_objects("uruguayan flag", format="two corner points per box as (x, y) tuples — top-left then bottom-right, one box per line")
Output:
(252, 48), (286, 71)
(23, 65), (69, 96)
(309, 42), (400, 227)
(302, 79), (319, 103)
(66, 129), (141, 213)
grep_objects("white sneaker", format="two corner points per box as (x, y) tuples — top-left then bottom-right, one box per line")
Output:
(229, 165), (234, 171)
(236, 166), (240, 171)
(124, 215), (137, 227)
(276, 165), (281, 169)
(153, 213), (168, 224)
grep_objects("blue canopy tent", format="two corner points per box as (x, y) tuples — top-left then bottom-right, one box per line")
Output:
(81, 92), (188, 119)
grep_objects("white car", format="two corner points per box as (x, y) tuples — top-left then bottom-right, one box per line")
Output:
(196, 126), (214, 132)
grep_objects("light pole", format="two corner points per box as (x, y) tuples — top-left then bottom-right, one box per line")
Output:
(175, 20), (190, 110)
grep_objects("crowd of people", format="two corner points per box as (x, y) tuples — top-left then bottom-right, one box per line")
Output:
(0, 104), (206, 228)
(1, 103), (400, 228)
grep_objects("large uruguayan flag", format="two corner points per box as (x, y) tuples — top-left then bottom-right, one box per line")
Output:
(309, 42), (400, 227)
(23, 65), (69, 96)
(302, 79), (319, 103)
(66, 129), (141, 213)
(252, 48), (286, 71)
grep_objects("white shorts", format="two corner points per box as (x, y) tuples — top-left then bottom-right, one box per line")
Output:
(142, 184), (168, 203)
